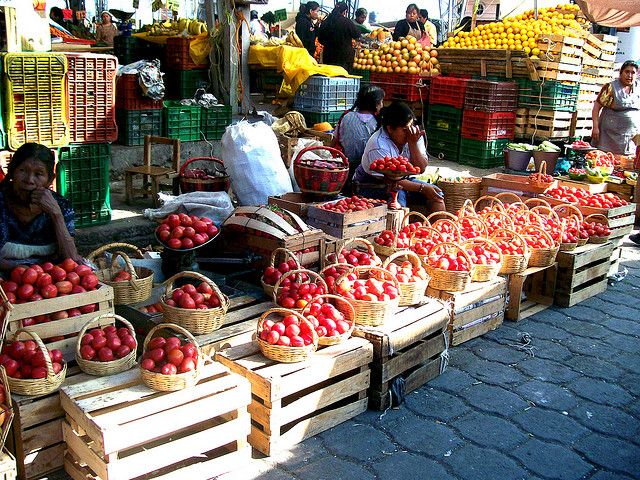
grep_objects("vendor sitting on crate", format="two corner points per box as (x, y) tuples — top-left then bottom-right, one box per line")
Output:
(0, 143), (80, 271)
(352, 101), (446, 213)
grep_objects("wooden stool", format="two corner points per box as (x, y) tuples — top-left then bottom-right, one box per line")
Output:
(505, 263), (558, 322)
(124, 135), (181, 207)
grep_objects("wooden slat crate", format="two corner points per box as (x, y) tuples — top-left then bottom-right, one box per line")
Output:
(1, 284), (115, 363)
(268, 192), (325, 219)
(352, 299), (450, 411)
(578, 203), (636, 240)
(608, 244), (622, 278)
(482, 173), (555, 197)
(436, 49), (536, 79)
(306, 201), (387, 239)
(62, 362), (251, 480)
(245, 229), (325, 268)
(6, 366), (93, 480)
(216, 338), (373, 456)
(555, 242), (613, 308)
(427, 277), (507, 346)
(505, 263), (558, 322)
(515, 108), (528, 137)
(0, 449), (17, 480)
(606, 182), (635, 203)
(386, 207), (409, 231)
(526, 109), (573, 139)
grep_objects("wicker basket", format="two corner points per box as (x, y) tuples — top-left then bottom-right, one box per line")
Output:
(409, 227), (446, 265)
(474, 195), (505, 214)
(374, 229), (402, 258)
(520, 225), (559, 267)
(438, 177), (482, 215)
(90, 249), (153, 306)
(505, 202), (531, 228)
(585, 214), (611, 244)
(320, 263), (355, 293)
(272, 268), (328, 311)
(456, 199), (477, 218)
(524, 197), (551, 209)
(374, 211), (429, 257)
(482, 209), (515, 235)
(528, 161), (554, 189)
(382, 250), (430, 306)
(335, 266), (400, 327)
(426, 212), (461, 243)
(261, 248), (301, 298)
(458, 215), (489, 240)
(425, 242), (474, 292)
(257, 309), (318, 362)
(179, 157), (230, 193)
(6, 329), (67, 396)
(75, 314), (137, 376)
(326, 237), (382, 267)
(490, 228), (531, 275)
(301, 294), (356, 346)
(161, 271), (229, 335)
(463, 238), (503, 282)
(293, 145), (349, 196)
(494, 191), (523, 205)
(140, 323), (203, 392)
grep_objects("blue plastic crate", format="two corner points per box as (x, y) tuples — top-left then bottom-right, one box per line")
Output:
(293, 75), (360, 113)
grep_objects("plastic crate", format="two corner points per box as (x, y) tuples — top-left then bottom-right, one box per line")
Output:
(201, 105), (232, 141)
(164, 68), (210, 100)
(113, 36), (141, 66)
(163, 101), (201, 141)
(116, 74), (163, 110)
(461, 110), (516, 141)
(165, 36), (209, 70)
(293, 76), (360, 113)
(116, 109), (163, 146)
(458, 138), (509, 168)
(518, 79), (579, 112)
(427, 105), (463, 134)
(255, 69), (283, 95)
(65, 53), (118, 143)
(300, 110), (345, 128)
(3, 53), (69, 150)
(370, 72), (427, 102)
(57, 144), (111, 228)
(463, 79), (519, 112)
(427, 130), (460, 161)
(429, 76), (469, 108)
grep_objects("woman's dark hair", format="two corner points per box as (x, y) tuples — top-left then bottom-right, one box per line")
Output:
(323, 2), (348, 29)
(2, 143), (55, 186)
(620, 60), (638, 72)
(379, 101), (415, 130)
(419, 9), (429, 19)
(355, 8), (367, 18)
(301, 1), (320, 15)
(406, 4), (419, 14)
(332, 2), (349, 16)
(250, 10), (259, 20)
(352, 85), (384, 113)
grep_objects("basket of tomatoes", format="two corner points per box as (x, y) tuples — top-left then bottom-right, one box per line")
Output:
(261, 248), (301, 298)
(490, 228), (530, 274)
(178, 157), (230, 194)
(583, 214), (611, 244)
(373, 211), (428, 258)
(425, 242), (473, 292)
(463, 238), (503, 282)
(520, 224), (559, 268)
(302, 294), (355, 346)
(382, 250), (430, 306)
(256, 308), (318, 363)
(293, 146), (349, 196)
(272, 269), (328, 311)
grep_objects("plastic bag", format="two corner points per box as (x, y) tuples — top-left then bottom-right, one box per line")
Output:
(221, 121), (293, 205)
(143, 191), (234, 224)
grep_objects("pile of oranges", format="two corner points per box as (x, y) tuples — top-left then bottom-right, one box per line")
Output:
(441, 3), (586, 58)
(353, 35), (440, 75)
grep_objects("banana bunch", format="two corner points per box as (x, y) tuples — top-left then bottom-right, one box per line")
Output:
(147, 18), (207, 36)
(178, 18), (208, 35)
(285, 31), (304, 48)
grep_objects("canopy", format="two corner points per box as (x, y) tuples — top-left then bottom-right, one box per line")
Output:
(576, 0), (640, 28)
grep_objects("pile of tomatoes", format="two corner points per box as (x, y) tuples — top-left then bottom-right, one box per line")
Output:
(141, 336), (199, 375)
(304, 300), (351, 339)
(318, 196), (383, 213)
(156, 213), (218, 250)
(79, 325), (137, 363)
(262, 259), (299, 287)
(334, 272), (399, 302)
(1, 341), (64, 379)
(164, 282), (222, 310)
(275, 273), (326, 310)
(578, 193), (628, 209)
(258, 314), (315, 347)
(370, 156), (421, 175)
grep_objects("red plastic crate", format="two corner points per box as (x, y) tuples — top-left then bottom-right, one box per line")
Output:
(461, 110), (516, 141)
(429, 76), (469, 108)
(115, 74), (163, 110)
(370, 72), (427, 102)
(165, 36), (209, 70)
(464, 79), (519, 112)
(65, 53), (118, 143)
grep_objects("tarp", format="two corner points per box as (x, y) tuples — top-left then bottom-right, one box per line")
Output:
(576, 0), (640, 28)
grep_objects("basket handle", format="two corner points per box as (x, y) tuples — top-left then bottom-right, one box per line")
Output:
(462, 238), (504, 264)
(293, 146), (348, 169)
(256, 308), (319, 346)
(76, 313), (137, 360)
(87, 242), (144, 263)
(584, 213), (609, 225)
(524, 197), (550, 209)
(432, 218), (462, 241)
(426, 241), (474, 268)
(401, 211), (429, 228)
(552, 204), (583, 222)
(426, 211), (458, 224)
(0, 286), (14, 312)
(335, 265), (401, 291)
(531, 205), (560, 223)
(494, 192), (522, 205)
(300, 293), (356, 324)
(457, 199), (477, 218)
(269, 248), (301, 270)
(537, 160), (547, 176)
(144, 322), (205, 359)
(179, 157), (226, 176)
(459, 215), (489, 239)
(13, 328), (56, 379)
(382, 249), (422, 270)
(490, 228), (530, 256)
(474, 195), (504, 212)
(110, 251), (142, 291)
(163, 271), (230, 312)
(409, 226), (445, 244)
(482, 209), (515, 229)
(272, 269), (328, 305)
(340, 237), (378, 258)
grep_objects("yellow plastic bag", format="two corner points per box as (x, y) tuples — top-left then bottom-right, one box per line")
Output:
(276, 46), (352, 94)
(189, 33), (211, 66)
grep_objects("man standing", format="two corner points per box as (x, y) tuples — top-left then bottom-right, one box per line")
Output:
(419, 9), (438, 46)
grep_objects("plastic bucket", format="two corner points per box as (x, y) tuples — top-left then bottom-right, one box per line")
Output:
(533, 151), (560, 174)
(505, 149), (532, 171)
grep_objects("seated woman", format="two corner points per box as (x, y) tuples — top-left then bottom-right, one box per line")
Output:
(0, 143), (80, 271)
(335, 84), (385, 194)
(352, 101), (445, 213)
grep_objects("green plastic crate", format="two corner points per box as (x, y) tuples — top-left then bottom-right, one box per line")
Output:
(164, 68), (211, 100)
(201, 105), (232, 141)
(163, 101), (200, 142)
(458, 138), (509, 168)
(518, 79), (579, 112)
(113, 36), (140, 66)
(57, 144), (111, 228)
(116, 109), (163, 146)
(427, 105), (463, 134)
(427, 129), (460, 161)
(300, 110), (344, 128)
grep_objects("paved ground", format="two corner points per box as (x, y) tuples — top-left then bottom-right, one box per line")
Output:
(219, 238), (640, 480)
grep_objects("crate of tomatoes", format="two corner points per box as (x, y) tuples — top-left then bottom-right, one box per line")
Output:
(306, 196), (388, 239)
(0, 258), (115, 363)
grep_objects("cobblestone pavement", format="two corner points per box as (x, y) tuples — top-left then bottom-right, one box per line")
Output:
(220, 240), (640, 480)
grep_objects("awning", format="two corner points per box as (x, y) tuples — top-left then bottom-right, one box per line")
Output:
(576, 0), (640, 28)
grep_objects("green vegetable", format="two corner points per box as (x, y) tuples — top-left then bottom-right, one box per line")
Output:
(536, 141), (561, 152)
(507, 143), (535, 151)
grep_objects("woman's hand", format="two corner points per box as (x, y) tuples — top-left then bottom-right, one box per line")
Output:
(406, 125), (425, 144)
(31, 188), (62, 217)
(591, 125), (600, 145)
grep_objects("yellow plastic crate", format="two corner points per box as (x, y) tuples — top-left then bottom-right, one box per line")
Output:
(3, 53), (69, 150)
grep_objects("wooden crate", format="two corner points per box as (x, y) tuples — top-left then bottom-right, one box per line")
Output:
(62, 362), (251, 480)
(578, 203), (636, 240)
(526, 110), (573, 138)
(245, 229), (325, 268)
(555, 242), (613, 308)
(428, 277), (507, 346)
(386, 207), (409, 231)
(0, 369), (14, 454)
(505, 263), (558, 322)
(606, 181), (635, 203)
(557, 178), (608, 194)
(437, 49), (536, 79)
(482, 173), (554, 197)
(268, 192), (324, 219)
(608, 244), (622, 278)
(352, 299), (450, 411)
(6, 366), (93, 480)
(0, 449), (16, 480)
(1, 284), (115, 363)
(216, 338), (373, 456)
(306, 201), (387, 239)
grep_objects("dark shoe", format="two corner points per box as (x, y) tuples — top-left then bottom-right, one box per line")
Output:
(629, 233), (640, 245)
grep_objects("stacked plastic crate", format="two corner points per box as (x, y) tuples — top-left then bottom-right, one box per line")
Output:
(115, 73), (163, 146)
(459, 79), (518, 168)
(426, 76), (468, 161)
(294, 75), (360, 129)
